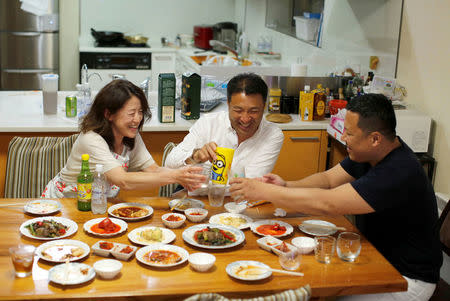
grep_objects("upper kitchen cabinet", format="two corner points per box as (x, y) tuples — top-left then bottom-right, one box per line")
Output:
(265, 0), (403, 78)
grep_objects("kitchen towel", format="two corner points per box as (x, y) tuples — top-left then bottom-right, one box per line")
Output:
(20, 0), (49, 16)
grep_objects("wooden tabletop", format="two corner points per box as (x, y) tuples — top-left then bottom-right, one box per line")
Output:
(0, 197), (407, 300)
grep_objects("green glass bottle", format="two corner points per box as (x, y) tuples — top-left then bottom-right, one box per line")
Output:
(77, 153), (93, 211)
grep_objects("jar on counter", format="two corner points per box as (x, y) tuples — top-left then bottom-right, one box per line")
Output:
(268, 88), (282, 113)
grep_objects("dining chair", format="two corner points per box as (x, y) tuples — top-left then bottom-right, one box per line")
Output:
(4, 134), (79, 198)
(183, 284), (311, 301)
(158, 142), (178, 197)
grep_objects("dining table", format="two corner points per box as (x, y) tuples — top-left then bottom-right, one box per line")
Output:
(0, 197), (407, 300)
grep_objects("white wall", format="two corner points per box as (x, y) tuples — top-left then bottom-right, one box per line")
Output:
(79, 0), (237, 45)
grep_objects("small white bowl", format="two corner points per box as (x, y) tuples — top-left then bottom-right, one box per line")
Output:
(93, 259), (122, 279)
(291, 237), (316, 254)
(110, 243), (137, 261)
(188, 252), (216, 272)
(224, 202), (247, 214)
(161, 212), (186, 228)
(184, 208), (208, 223)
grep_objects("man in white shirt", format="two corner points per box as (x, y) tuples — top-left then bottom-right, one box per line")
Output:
(165, 73), (284, 185)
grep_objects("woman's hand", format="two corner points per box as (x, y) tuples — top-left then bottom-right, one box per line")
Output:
(262, 173), (286, 186)
(173, 165), (206, 191)
(229, 177), (267, 201)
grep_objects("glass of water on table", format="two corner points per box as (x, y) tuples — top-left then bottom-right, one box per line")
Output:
(336, 232), (361, 262)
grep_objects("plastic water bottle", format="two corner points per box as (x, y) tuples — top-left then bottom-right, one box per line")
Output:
(91, 164), (107, 214)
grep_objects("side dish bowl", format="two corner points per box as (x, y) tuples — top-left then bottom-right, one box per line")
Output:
(93, 259), (122, 279)
(161, 213), (186, 228)
(291, 236), (316, 254)
(184, 208), (208, 223)
(188, 252), (216, 272)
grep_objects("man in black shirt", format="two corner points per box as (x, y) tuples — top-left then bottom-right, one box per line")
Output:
(230, 94), (442, 300)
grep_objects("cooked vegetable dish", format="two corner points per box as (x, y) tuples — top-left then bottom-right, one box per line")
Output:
(194, 227), (236, 246)
(26, 220), (67, 238)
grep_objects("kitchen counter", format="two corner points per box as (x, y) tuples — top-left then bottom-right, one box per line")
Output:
(0, 91), (329, 132)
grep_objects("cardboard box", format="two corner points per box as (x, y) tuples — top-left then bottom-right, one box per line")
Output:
(158, 73), (176, 123)
(181, 73), (201, 120)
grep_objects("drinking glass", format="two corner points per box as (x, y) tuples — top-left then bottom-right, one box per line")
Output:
(314, 236), (336, 264)
(278, 248), (301, 270)
(195, 163), (211, 189)
(337, 232), (361, 262)
(208, 183), (226, 207)
(9, 244), (35, 277)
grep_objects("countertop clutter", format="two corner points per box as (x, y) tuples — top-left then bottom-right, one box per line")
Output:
(0, 91), (329, 133)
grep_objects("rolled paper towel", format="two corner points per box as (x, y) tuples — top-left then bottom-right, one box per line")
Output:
(291, 63), (308, 76)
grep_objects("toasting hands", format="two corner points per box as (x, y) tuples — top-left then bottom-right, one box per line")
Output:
(190, 142), (218, 164)
(174, 165), (206, 191)
(229, 177), (266, 201)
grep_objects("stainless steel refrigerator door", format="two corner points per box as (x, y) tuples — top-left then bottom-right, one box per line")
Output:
(0, 32), (59, 69)
(0, 0), (59, 32)
(1, 69), (57, 90)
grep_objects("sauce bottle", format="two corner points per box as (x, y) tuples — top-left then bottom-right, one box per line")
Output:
(313, 84), (326, 120)
(268, 88), (282, 113)
(77, 154), (93, 211)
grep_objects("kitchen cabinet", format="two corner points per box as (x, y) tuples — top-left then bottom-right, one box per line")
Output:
(151, 51), (176, 91)
(272, 130), (328, 180)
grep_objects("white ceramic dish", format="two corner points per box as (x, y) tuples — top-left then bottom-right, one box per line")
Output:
(161, 212), (186, 229)
(20, 217), (78, 240)
(256, 236), (283, 252)
(135, 244), (189, 268)
(24, 199), (61, 215)
(128, 226), (176, 245)
(93, 259), (122, 279)
(224, 202), (247, 214)
(184, 208), (208, 223)
(110, 243), (137, 261)
(188, 252), (216, 272)
(36, 239), (90, 263)
(48, 262), (95, 285)
(226, 260), (272, 281)
(168, 198), (205, 212)
(250, 220), (294, 238)
(83, 218), (128, 237)
(91, 241), (115, 257)
(298, 220), (337, 236)
(182, 223), (245, 250)
(209, 213), (253, 230)
(108, 202), (153, 221)
(270, 241), (297, 256)
(291, 237), (316, 254)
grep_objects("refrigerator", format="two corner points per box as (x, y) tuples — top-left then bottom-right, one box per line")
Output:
(0, 0), (59, 90)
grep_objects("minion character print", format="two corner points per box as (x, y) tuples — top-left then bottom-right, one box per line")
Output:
(211, 153), (226, 182)
(211, 147), (235, 185)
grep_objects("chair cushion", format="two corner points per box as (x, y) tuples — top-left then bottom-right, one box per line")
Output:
(4, 134), (79, 198)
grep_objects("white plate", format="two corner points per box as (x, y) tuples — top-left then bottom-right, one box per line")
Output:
(250, 220), (293, 238)
(20, 217), (78, 240)
(83, 218), (128, 237)
(168, 198), (205, 212)
(209, 213), (253, 230)
(128, 226), (176, 245)
(108, 202), (153, 221)
(226, 260), (272, 281)
(36, 239), (90, 263)
(135, 244), (189, 268)
(24, 199), (61, 215)
(182, 223), (245, 250)
(48, 262), (95, 285)
(298, 220), (337, 236)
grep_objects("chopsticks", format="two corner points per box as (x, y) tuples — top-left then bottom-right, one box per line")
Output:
(247, 200), (270, 208)
(301, 222), (346, 231)
(170, 193), (187, 211)
(0, 203), (26, 208)
(264, 267), (304, 277)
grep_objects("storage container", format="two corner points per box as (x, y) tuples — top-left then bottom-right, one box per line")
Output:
(293, 16), (320, 41)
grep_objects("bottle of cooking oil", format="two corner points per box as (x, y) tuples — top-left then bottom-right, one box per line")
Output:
(268, 88), (282, 113)
(77, 154), (93, 211)
(312, 84), (326, 120)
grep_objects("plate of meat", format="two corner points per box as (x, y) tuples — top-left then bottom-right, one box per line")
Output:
(135, 244), (189, 268)
(83, 217), (127, 237)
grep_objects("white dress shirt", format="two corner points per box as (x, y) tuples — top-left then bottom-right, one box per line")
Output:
(165, 111), (284, 179)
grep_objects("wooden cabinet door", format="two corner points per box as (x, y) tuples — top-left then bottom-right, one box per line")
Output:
(272, 130), (328, 181)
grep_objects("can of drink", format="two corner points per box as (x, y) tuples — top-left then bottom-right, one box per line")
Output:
(65, 95), (77, 117)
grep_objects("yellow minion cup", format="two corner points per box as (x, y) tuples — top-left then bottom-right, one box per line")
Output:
(211, 147), (235, 185)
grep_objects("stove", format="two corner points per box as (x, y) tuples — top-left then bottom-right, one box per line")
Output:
(94, 37), (149, 48)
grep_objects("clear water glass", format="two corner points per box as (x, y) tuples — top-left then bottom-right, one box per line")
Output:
(208, 183), (226, 207)
(314, 236), (336, 264)
(337, 232), (361, 262)
(278, 248), (301, 270)
(9, 245), (35, 277)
